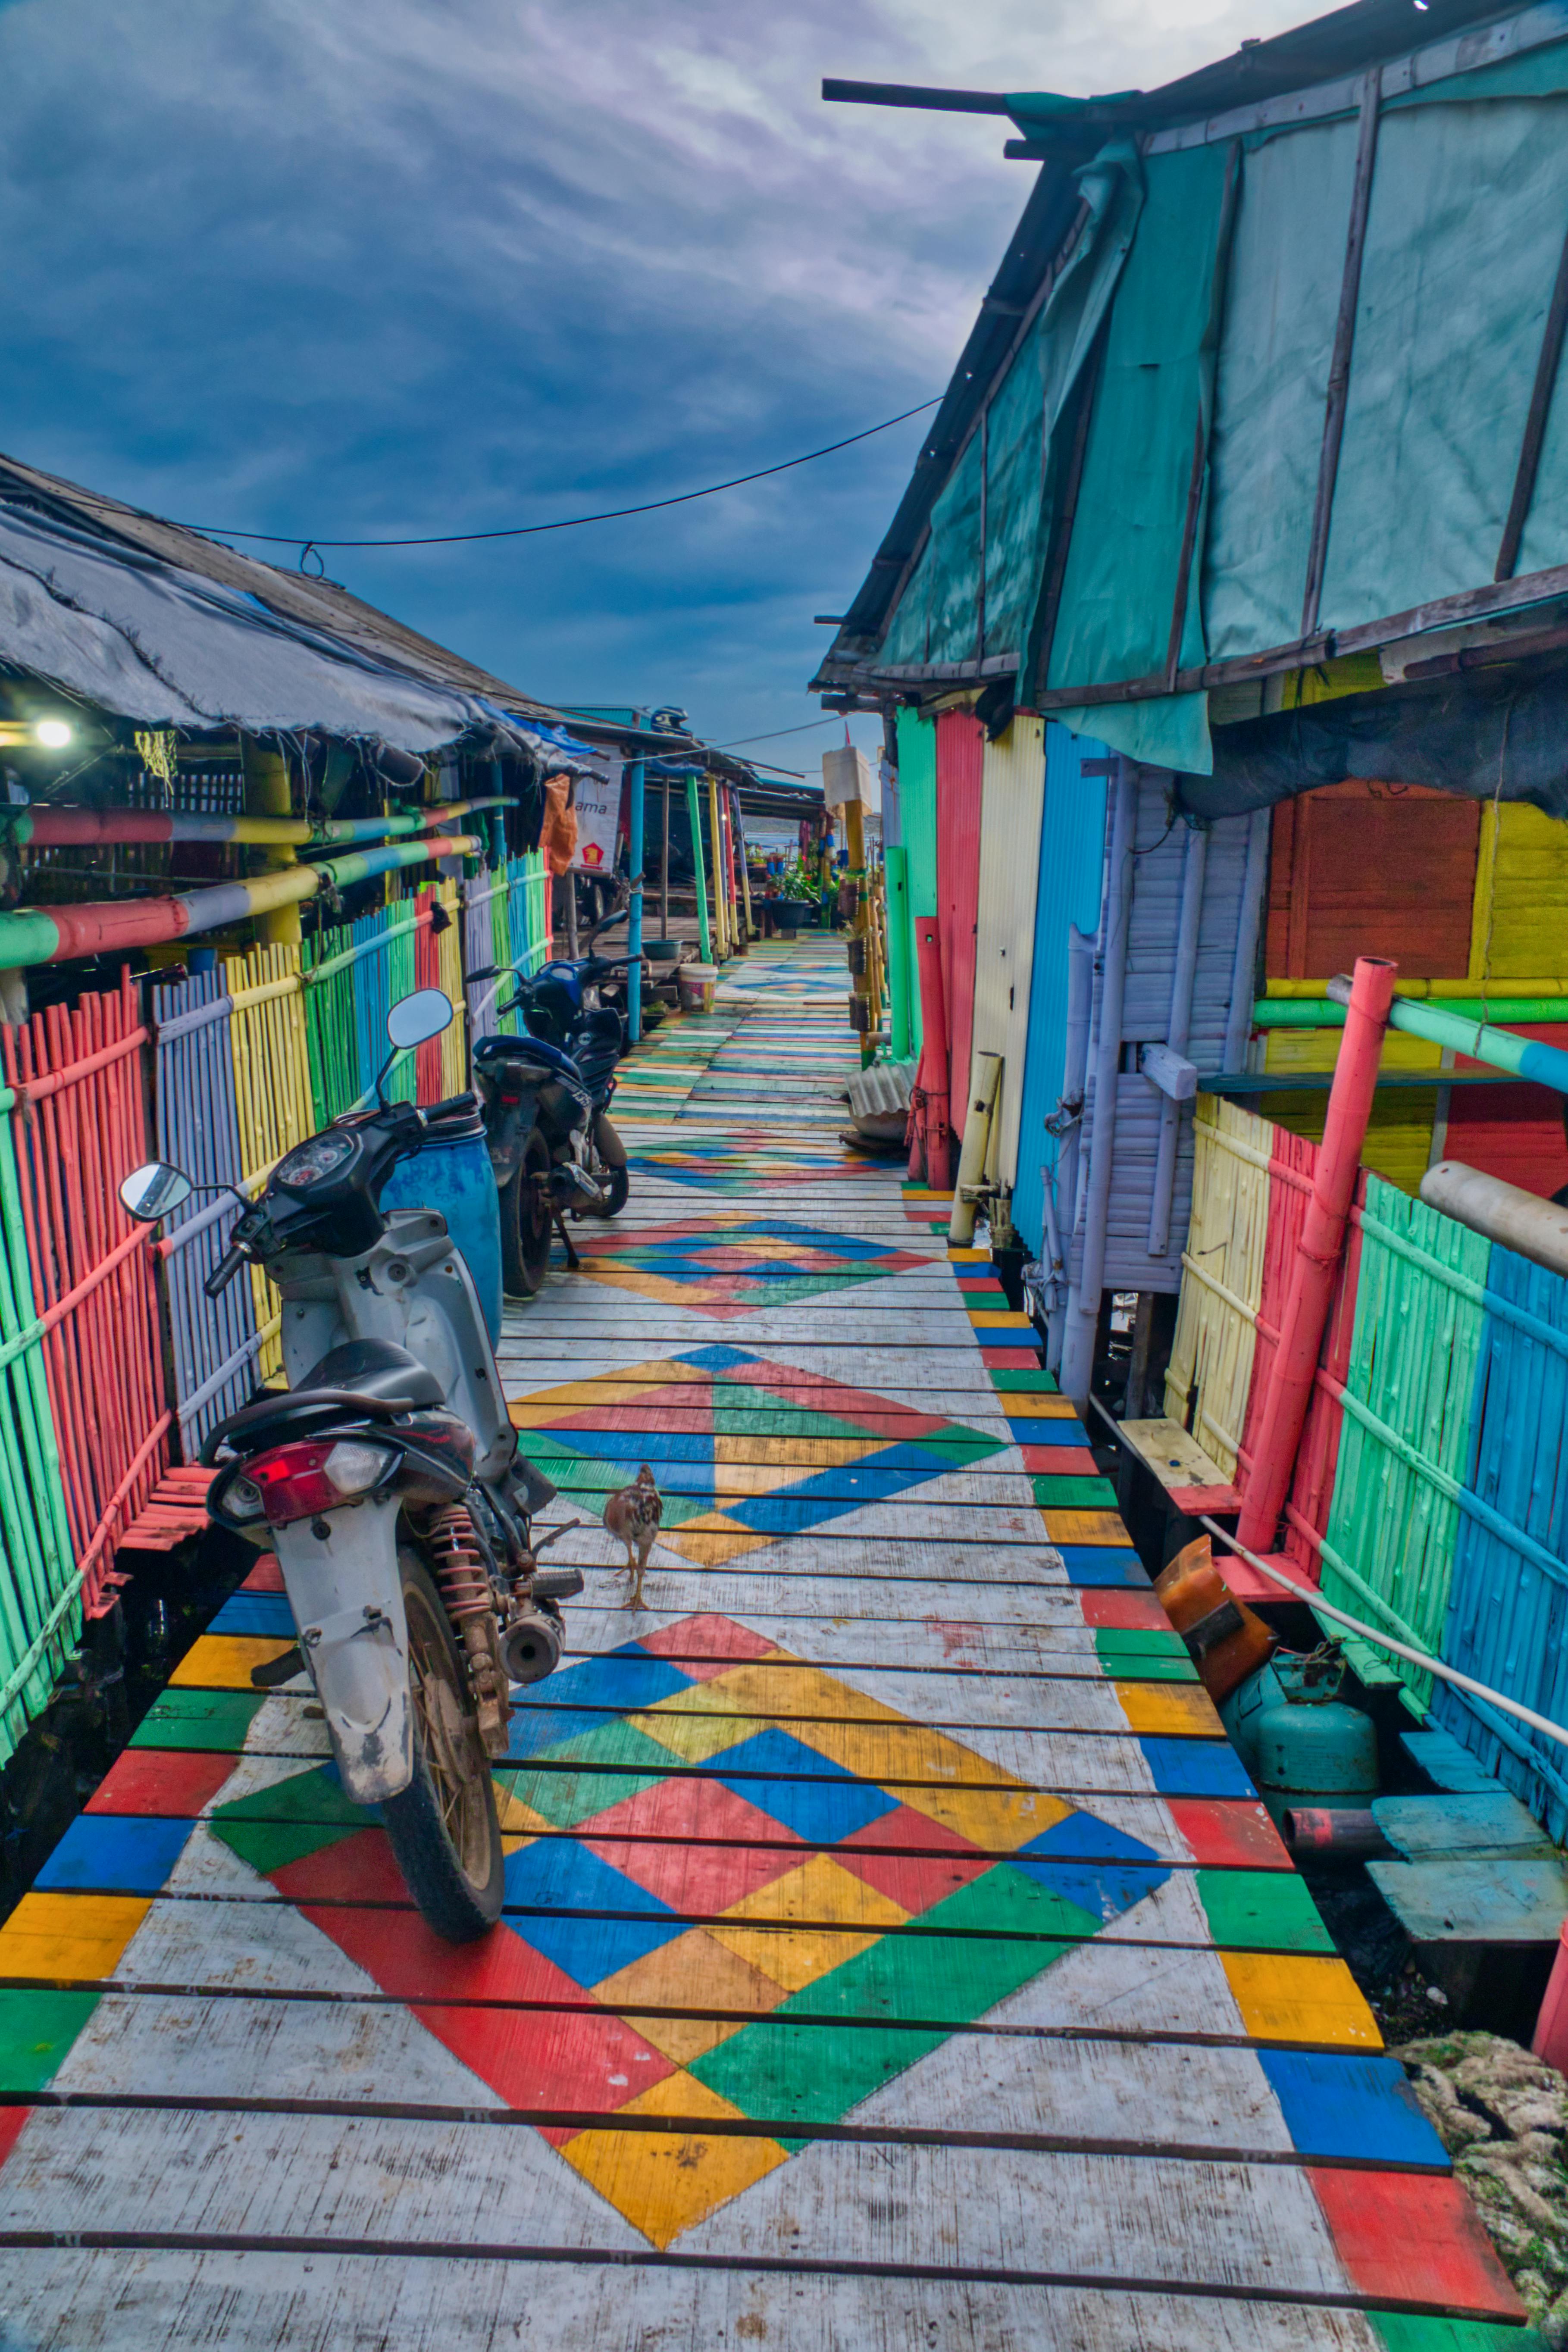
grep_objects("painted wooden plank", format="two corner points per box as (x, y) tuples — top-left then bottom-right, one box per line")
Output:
(0, 2099), (1441, 2303)
(8, 2029), (1437, 2177)
(0, 2247), (1403, 2349)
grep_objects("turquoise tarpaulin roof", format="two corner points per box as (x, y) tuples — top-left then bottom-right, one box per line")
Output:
(859, 17), (1568, 776)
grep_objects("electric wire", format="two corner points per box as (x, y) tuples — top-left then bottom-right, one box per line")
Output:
(171, 398), (943, 560)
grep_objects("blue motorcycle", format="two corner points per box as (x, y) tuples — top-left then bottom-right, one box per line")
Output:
(469, 951), (637, 1298)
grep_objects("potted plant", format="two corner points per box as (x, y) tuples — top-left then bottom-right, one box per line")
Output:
(770, 855), (819, 932)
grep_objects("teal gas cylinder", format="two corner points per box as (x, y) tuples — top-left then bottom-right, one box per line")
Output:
(1221, 1651), (1378, 1825)
(380, 1113), (504, 1348)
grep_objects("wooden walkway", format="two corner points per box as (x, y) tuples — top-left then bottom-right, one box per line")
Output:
(0, 936), (1530, 2346)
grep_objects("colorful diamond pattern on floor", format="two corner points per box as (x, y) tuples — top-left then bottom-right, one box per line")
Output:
(629, 1141), (881, 1191)
(510, 1346), (1008, 1564)
(203, 1611), (1170, 2246)
(569, 1214), (929, 1316)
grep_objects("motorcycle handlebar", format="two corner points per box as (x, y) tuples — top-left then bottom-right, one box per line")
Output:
(204, 1242), (248, 1299)
(422, 1092), (478, 1122)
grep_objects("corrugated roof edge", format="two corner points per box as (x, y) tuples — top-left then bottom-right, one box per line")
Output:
(811, 0), (1527, 698)
(0, 448), (563, 727)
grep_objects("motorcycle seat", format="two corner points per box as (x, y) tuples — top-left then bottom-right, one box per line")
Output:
(298, 1339), (445, 1408)
(200, 1339), (444, 1464)
(474, 1032), (584, 1084)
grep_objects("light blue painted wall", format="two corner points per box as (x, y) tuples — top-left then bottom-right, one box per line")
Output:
(1011, 725), (1108, 1258)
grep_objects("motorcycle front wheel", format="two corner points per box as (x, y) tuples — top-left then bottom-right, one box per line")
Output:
(499, 1126), (553, 1296)
(382, 1548), (504, 1942)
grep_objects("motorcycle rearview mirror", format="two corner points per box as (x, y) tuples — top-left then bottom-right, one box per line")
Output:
(374, 987), (454, 1105)
(119, 1161), (194, 1222)
(387, 988), (454, 1051)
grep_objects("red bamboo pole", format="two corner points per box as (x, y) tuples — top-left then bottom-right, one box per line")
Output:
(912, 915), (952, 1190)
(1236, 954), (1396, 1553)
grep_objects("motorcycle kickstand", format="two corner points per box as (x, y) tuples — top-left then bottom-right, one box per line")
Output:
(553, 1207), (581, 1270)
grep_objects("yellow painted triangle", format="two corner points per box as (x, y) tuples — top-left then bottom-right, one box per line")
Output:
(576, 1265), (704, 1310)
(657, 1519), (779, 1567)
(712, 1432), (882, 1470)
(507, 1359), (704, 1416)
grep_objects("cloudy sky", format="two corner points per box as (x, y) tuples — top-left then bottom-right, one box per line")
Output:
(0, 0), (1302, 766)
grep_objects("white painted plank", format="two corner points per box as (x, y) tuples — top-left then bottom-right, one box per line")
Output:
(2, 2108), (1351, 2289)
(0, 2247), (1387, 2352)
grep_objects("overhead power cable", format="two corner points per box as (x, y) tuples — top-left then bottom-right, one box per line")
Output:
(719, 716), (861, 749)
(174, 398), (942, 563)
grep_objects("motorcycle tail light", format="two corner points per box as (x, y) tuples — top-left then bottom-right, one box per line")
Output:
(242, 1437), (397, 1524)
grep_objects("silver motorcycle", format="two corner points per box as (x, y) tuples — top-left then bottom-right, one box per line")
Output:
(120, 987), (578, 1941)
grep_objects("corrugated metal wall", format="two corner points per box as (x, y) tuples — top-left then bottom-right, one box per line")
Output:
(1068, 766), (1258, 1293)
(894, 708), (938, 1063)
(1011, 726), (1108, 1258)
(970, 719), (1046, 1189)
(935, 710), (984, 1147)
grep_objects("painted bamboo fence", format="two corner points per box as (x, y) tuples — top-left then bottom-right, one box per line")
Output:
(154, 967), (262, 1454)
(0, 856), (554, 1766)
(1165, 1092), (1568, 1833)
(0, 976), (167, 1763)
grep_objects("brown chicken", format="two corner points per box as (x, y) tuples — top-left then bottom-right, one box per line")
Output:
(603, 1464), (662, 1610)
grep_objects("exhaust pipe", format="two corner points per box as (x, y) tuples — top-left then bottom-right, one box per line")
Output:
(502, 1608), (563, 1684)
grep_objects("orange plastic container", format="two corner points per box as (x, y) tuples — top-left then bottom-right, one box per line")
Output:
(1154, 1533), (1277, 1703)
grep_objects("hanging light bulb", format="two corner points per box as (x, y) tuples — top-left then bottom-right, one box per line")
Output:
(33, 719), (72, 749)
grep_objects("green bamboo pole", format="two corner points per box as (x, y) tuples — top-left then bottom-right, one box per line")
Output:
(1255, 996), (1568, 1028)
(685, 775), (712, 965)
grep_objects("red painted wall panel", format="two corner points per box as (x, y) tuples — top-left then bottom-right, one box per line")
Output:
(1446, 1025), (1568, 1197)
(934, 710), (984, 1144)
(1266, 780), (1479, 979)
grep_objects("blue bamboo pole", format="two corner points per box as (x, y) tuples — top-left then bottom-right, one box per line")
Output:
(626, 758), (646, 1044)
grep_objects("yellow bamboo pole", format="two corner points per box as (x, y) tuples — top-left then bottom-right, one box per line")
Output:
(241, 739), (303, 947)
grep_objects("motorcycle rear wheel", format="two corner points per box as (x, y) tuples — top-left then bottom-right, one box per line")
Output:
(579, 1116), (629, 1218)
(500, 1127), (553, 1296)
(382, 1549), (504, 1942)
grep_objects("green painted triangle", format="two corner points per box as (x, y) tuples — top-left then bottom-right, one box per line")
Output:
(213, 1817), (363, 1875)
(710, 1386), (889, 1446)
(689, 2015), (947, 2125)
(130, 1688), (263, 1751)
(213, 1763), (373, 1833)
(513, 1765), (664, 1829)
(539, 1720), (685, 1773)
(0, 1987), (102, 2092)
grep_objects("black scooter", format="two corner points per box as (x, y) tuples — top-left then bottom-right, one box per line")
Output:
(470, 957), (634, 1299)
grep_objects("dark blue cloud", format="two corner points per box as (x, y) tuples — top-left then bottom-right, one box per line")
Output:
(0, 0), (1293, 759)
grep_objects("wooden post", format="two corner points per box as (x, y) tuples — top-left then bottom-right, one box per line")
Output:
(1496, 218), (1568, 581)
(707, 775), (729, 962)
(626, 757), (645, 1043)
(1235, 953), (1397, 1552)
(660, 777), (671, 935)
(1301, 67), (1381, 637)
(913, 914), (951, 1187)
(685, 774), (712, 965)
(241, 737), (302, 946)
(735, 791), (755, 945)
(1148, 824), (1208, 1256)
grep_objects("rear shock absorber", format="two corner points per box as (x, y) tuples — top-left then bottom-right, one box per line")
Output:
(427, 1503), (508, 1755)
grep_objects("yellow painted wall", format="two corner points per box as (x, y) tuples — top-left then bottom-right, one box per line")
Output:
(1469, 802), (1568, 983)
